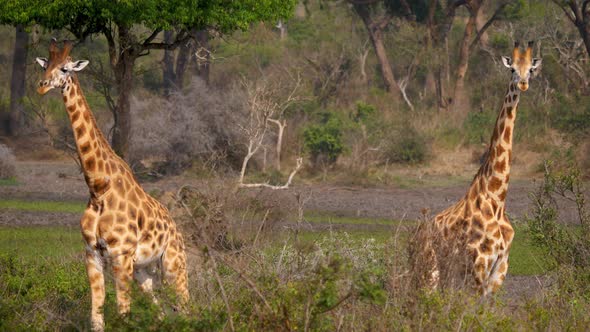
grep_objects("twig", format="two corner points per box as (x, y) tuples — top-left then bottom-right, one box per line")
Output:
(207, 249), (235, 332)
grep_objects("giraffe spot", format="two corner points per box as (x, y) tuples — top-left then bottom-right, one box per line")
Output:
(496, 208), (503, 221)
(475, 196), (482, 210)
(510, 84), (514, 92)
(75, 124), (86, 137)
(498, 261), (507, 274)
(67, 105), (76, 113)
(128, 191), (138, 206)
(151, 243), (156, 250)
(142, 233), (152, 242)
(97, 160), (104, 172)
(479, 237), (494, 254)
(500, 225), (514, 241)
(485, 221), (498, 232)
(482, 203), (494, 219)
(106, 236), (118, 247)
(157, 234), (164, 245)
(77, 99), (83, 107)
(496, 144), (505, 157)
(99, 212), (113, 225)
(85, 157), (96, 171)
(508, 150), (513, 163)
(148, 221), (155, 231)
(124, 236), (136, 246)
(110, 161), (117, 173)
(135, 187), (145, 199)
(138, 215), (145, 230)
(498, 189), (507, 201)
(63, 95), (68, 103)
(494, 158), (506, 173)
(83, 111), (90, 122)
(507, 95), (511, 103)
(503, 126), (512, 143)
(491, 200), (498, 214)
(114, 226), (126, 234)
(129, 223), (138, 235)
(71, 110), (80, 122)
(506, 106), (514, 118)
(128, 207), (137, 220)
(472, 215), (484, 230)
(90, 129), (96, 139)
(493, 229), (501, 239)
(94, 178), (110, 197)
(80, 142), (91, 155)
(469, 230), (483, 243)
(488, 176), (502, 192)
(156, 222), (163, 231)
(170, 228), (176, 236)
(116, 213), (126, 224)
(104, 195), (114, 209)
(163, 222), (168, 231)
(70, 86), (76, 97)
(92, 285), (103, 293)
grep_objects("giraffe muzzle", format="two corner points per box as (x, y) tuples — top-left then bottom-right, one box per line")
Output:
(518, 81), (529, 92)
(37, 80), (52, 95)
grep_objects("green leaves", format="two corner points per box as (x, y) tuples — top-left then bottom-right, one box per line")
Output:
(0, 0), (297, 39)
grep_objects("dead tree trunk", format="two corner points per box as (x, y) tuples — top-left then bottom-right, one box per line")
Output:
(453, 1), (482, 113)
(194, 29), (210, 85)
(352, 4), (401, 98)
(267, 118), (286, 171)
(8, 24), (29, 136)
(162, 31), (176, 95)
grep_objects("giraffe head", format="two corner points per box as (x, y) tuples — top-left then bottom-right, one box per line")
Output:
(35, 39), (89, 95)
(501, 41), (542, 92)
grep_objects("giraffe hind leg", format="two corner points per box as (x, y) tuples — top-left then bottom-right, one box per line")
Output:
(161, 239), (189, 307)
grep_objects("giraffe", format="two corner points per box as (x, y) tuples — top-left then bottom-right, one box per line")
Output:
(417, 41), (542, 296)
(35, 40), (189, 331)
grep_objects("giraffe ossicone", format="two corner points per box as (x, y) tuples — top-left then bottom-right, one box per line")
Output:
(36, 39), (190, 332)
(416, 41), (542, 296)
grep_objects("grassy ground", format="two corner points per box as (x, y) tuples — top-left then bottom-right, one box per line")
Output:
(0, 199), (85, 214)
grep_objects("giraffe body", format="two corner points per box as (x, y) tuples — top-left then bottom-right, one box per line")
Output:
(36, 40), (188, 331)
(423, 42), (541, 295)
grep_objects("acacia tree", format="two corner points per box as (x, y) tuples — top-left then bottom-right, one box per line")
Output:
(552, 0), (590, 58)
(0, 0), (295, 159)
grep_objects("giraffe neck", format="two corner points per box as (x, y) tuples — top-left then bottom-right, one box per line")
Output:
(471, 81), (521, 208)
(62, 75), (121, 197)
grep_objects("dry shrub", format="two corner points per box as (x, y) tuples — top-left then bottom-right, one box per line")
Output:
(130, 77), (247, 174)
(0, 143), (16, 179)
(407, 218), (475, 294)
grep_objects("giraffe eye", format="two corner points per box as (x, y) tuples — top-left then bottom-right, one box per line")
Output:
(60, 67), (68, 73)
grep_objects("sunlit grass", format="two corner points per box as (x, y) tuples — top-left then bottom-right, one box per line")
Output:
(0, 177), (18, 186)
(0, 199), (85, 214)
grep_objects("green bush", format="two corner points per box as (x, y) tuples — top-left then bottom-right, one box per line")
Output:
(303, 111), (345, 168)
(382, 125), (430, 164)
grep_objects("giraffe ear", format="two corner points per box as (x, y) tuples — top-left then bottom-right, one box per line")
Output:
(501, 56), (512, 68)
(66, 60), (89, 72)
(36, 57), (48, 69)
(531, 58), (542, 69)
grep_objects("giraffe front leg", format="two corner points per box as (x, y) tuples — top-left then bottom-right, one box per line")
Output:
(111, 254), (134, 315)
(85, 250), (105, 332)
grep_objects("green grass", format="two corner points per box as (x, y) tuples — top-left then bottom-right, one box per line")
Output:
(0, 177), (18, 186)
(0, 199), (86, 214)
(0, 226), (82, 260)
(305, 211), (405, 226)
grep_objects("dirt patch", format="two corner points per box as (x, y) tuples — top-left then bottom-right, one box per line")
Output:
(0, 210), (79, 226)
